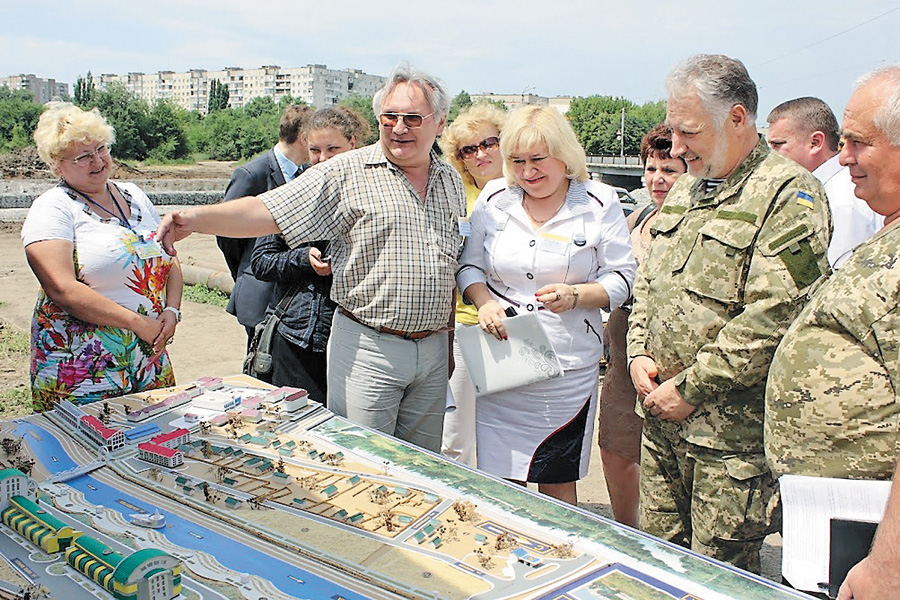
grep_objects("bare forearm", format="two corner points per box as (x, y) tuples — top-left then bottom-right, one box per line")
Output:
(166, 259), (184, 309)
(570, 282), (609, 310)
(185, 196), (279, 238)
(462, 283), (496, 309)
(870, 460), (900, 565)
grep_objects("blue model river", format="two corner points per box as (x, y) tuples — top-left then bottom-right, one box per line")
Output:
(15, 420), (368, 600)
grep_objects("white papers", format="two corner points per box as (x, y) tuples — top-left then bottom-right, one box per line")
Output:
(456, 313), (563, 396)
(779, 474), (892, 593)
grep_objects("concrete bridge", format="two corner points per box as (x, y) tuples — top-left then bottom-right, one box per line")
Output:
(47, 458), (107, 483)
(586, 155), (643, 190)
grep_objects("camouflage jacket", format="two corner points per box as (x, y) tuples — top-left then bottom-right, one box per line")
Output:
(766, 221), (900, 478)
(627, 138), (832, 452)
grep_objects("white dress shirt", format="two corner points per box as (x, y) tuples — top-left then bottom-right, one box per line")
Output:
(813, 154), (882, 268)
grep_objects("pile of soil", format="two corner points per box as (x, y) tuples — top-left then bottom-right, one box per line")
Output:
(0, 147), (51, 179)
(0, 148), (234, 181)
(136, 161), (236, 179)
(0, 147), (146, 180)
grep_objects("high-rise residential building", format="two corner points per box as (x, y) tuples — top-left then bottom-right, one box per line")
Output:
(94, 64), (385, 114)
(470, 92), (572, 114)
(0, 74), (68, 103)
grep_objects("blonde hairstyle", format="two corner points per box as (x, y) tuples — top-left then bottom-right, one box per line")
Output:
(33, 102), (115, 171)
(439, 103), (507, 187)
(500, 105), (588, 186)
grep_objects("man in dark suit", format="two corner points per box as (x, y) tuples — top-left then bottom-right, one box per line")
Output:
(217, 104), (313, 346)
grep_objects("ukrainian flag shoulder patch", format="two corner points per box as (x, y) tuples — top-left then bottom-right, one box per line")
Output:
(796, 190), (815, 208)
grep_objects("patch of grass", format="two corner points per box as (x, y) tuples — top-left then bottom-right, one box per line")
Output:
(183, 283), (230, 309)
(0, 324), (29, 354)
(0, 324), (31, 418)
(0, 389), (30, 419)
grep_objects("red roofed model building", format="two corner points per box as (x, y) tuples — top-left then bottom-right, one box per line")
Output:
(79, 415), (125, 451)
(137, 442), (184, 468)
(150, 428), (190, 449)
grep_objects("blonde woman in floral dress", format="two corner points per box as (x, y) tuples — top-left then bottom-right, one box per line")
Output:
(22, 102), (180, 410)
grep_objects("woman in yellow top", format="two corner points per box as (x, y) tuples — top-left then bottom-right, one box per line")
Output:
(438, 103), (507, 466)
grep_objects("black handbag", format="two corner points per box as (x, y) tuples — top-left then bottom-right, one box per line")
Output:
(243, 285), (299, 377)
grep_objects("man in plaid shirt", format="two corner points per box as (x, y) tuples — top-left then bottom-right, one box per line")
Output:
(157, 64), (465, 452)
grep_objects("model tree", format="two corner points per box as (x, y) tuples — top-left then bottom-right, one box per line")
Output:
(452, 500), (478, 522)
(12, 457), (34, 477)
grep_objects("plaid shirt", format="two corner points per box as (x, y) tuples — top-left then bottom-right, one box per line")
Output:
(261, 143), (465, 333)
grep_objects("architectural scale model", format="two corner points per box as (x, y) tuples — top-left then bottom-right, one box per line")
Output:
(0, 375), (814, 600)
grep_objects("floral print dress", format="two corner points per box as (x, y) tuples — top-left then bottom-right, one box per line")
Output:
(21, 181), (176, 411)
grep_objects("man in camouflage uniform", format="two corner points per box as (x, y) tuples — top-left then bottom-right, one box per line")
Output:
(626, 54), (832, 573)
(766, 67), (900, 484)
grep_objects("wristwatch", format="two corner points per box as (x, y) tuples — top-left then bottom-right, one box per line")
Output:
(163, 306), (182, 323)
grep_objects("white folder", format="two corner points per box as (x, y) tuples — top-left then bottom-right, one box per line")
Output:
(456, 313), (564, 396)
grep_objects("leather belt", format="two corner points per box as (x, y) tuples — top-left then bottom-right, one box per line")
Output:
(339, 308), (444, 340)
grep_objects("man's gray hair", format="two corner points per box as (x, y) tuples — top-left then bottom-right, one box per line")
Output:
(372, 63), (450, 122)
(666, 54), (758, 129)
(854, 65), (900, 146)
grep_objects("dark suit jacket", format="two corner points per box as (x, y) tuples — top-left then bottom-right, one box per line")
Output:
(217, 149), (298, 330)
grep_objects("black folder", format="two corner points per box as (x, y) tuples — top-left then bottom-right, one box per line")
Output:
(828, 518), (879, 598)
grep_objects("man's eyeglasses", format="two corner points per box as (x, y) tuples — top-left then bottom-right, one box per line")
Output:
(66, 144), (110, 166)
(458, 137), (500, 159)
(379, 112), (434, 129)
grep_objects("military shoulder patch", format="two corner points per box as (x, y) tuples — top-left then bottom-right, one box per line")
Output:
(796, 190), (816, 208)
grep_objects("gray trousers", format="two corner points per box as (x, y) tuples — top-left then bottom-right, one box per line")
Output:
(326, 311), (448, 452)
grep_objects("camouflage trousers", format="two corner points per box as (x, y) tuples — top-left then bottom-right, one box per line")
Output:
(639, 417), (782, 574)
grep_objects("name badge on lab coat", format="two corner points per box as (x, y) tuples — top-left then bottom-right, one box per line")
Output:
(538, 232), (568, 255)
(458, 216), (471, 238)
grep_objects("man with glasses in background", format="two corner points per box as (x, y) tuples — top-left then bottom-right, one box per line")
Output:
(155, 64), (465, 452)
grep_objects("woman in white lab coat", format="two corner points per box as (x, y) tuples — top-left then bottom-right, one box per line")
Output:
(456, 105), (636, 504)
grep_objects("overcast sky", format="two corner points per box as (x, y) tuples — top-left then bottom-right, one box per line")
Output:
(3, 1), (899, 125)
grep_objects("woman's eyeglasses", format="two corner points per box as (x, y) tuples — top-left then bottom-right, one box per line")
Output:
(458, 137), (500, 159)
(66, 144), (110, 166)
(379, 112), (434, 129)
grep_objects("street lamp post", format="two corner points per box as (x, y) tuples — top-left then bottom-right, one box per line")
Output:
(619, 106), (625, 157)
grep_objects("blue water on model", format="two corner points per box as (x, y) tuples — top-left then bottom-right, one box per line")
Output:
(15, 420), (369, 600)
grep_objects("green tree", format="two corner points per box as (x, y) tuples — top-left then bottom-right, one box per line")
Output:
(198, 109), (240, 160)
(567, 96), (666, 155)
(208, 79), (229, 113)
(74, 71), (95, 106)
(0, 87), (43, 152)
(84, 83), (190, 162)
(448, 91), (472, 123)
(338, 95), (378, 145)
(243, 96), (278, 119)
(147, 99), (190, 161)
(277, 94), (304, 110)
(478, 98), (508, 112)
(88, 83), (151, 160)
